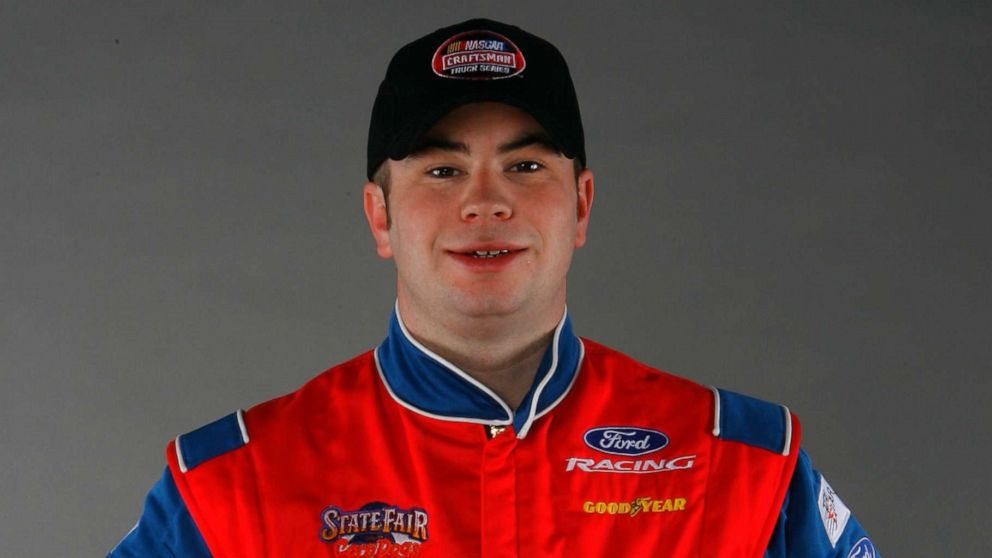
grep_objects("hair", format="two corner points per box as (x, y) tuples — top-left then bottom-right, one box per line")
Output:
(371, 162), (392, 199)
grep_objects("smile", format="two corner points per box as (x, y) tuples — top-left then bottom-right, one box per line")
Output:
(448, 247), (525, 269)
(470, 250), (512, 259)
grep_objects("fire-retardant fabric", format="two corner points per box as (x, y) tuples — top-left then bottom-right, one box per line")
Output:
(109, 310), (877, 557)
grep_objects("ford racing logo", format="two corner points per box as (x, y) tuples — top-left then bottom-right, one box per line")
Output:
(583, 427), (669, 456)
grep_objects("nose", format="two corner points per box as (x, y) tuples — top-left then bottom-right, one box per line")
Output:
(460, 170), (513, 222)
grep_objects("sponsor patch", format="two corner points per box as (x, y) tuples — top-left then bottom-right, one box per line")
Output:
(583, 426), (669, 456)
(319, 502), (428, 556)
(565, 455), (695, 474)
(817, 475), (851, 548)
(847, 537), (876, 558)
(432, 30), (525, 80)
(583, 497), (688, 516)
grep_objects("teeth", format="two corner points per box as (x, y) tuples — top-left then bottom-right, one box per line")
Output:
(471, 249), (511, 258)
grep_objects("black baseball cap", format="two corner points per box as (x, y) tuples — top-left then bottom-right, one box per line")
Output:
(366, 18), (585, 180)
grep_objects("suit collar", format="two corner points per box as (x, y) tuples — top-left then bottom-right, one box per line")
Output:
(374, 304), (583, 438)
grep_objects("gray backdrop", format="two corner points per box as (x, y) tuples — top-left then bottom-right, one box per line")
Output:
(2, 1), (989, 556)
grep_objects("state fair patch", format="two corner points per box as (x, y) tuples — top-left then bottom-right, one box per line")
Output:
(432, 30), (525, 80)
(817, 474), (852, 548)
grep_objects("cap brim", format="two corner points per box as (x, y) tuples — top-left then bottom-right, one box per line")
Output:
(384, 93), (579, 163)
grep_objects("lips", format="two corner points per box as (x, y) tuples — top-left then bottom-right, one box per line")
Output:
(467, 249), (512, 259)
(448, 242), (526, 257)
(447, 245), (526, 268)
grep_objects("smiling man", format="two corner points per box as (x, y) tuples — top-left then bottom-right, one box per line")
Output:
(364, 101), (593, 412)
(110, 19), (878, 557)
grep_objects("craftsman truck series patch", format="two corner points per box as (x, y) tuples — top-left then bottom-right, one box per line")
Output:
(432, 30), (525, 79)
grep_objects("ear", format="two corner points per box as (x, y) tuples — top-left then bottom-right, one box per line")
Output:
(363, 181), (393, 259)
(574, 168), (595, 248)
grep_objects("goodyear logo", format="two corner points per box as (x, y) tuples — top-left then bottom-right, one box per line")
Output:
(432, 30), (525, 80)
(319, 502), (428, 557)
(583, 497), (688, 516)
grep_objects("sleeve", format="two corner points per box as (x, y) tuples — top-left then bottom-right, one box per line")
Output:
(764, 449), (879, 558)
(107, 467), (213, 557)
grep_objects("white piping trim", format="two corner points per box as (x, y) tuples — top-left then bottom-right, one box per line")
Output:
(533, 340), (584, 423)
(781, 405), (792, 456)
(517, 307), (569, 439)
(374, 348), (511, 426)
(394, 302), (514, 422)
(109, 520), (141, 554)
(236, 409), (250, 444)
(174, 435), (188, 473)
(708, 386), (721, 436)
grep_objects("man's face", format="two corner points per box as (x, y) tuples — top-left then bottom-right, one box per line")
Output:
(363, 102), (594, 322)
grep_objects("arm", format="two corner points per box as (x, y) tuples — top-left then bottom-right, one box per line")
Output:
(765, 449), (879, 558)
(107, 467), (212, 557)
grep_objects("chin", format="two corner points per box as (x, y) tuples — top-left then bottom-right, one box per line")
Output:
(446, 289), (526, 319)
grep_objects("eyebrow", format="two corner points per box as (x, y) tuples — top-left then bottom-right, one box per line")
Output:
(497, 132), (561, 155)
(407, 136), (470, 157)
(406, 131), (562, 158)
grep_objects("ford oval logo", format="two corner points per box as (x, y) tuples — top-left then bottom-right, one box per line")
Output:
(583, 427), (669, 456)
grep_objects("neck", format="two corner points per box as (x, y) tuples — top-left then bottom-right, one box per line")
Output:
(396, 298), (564, 411)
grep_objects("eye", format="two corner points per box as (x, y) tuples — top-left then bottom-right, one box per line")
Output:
(510, 161), (544, 173)
(428, 166), (460, 178)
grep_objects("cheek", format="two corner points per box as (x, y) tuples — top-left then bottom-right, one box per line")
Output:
(388, 205), (440, 259)
(526, 218), (577, 269)
(538, 196), (579, 240)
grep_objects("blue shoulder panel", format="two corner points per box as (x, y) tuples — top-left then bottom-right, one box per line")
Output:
(764, 450), (880, 557)
(714, 388), (791, 455)
(176, 410), (248, 473)
(107, 467), (212, 557)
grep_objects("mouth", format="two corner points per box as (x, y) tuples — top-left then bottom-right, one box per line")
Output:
(447, 246), (526, 268)
(467, 249), (514, 259)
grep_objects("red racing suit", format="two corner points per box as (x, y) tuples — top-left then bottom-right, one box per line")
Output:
(109, 310), (878, 557)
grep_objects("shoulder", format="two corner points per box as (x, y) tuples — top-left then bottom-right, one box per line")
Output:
(169, 350), (377, 474)
(579, 338), (707, 396)
(172, 409), (250, 473)
(580, 338), (798, 455)
(711, 386), (797, 456)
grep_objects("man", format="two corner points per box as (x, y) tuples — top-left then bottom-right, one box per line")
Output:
(110, 18), (878, 557)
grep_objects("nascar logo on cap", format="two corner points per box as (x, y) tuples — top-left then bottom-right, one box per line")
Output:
(432, 30), (526, 79)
